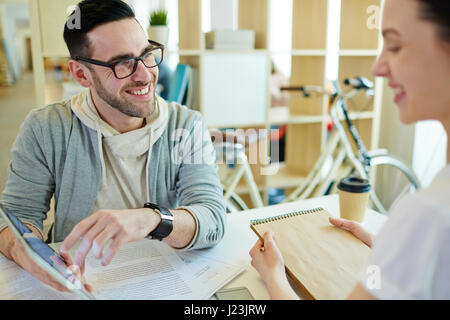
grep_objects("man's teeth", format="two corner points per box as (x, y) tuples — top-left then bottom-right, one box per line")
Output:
(129, 86), (149, 95)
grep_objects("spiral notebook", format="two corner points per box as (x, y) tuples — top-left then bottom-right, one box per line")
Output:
(250, 208), (371, 300)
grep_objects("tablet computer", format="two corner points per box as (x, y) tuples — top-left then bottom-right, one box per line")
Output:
(0, 203), (95, 300)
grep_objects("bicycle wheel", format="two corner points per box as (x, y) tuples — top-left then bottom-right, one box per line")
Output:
(367, 153), (421, 214)
(223, 190), (249, 213)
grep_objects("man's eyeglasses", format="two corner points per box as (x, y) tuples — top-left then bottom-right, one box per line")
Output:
(74, 40), (164, 79)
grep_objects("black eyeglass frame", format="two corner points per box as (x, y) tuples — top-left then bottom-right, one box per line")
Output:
(74, 40), (164, 79)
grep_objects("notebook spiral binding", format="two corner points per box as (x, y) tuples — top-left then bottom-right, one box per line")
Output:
(250, 207), (323, 225)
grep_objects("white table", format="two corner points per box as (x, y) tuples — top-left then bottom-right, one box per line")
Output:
(0, 194), (387, 300)
(211, 194), (388, 300)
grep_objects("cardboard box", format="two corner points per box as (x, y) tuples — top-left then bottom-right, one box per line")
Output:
(205, 30), (255, 50)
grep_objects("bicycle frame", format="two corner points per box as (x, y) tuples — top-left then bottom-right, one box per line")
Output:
(285, 86), (370, 201)
(215, 142), (264, 210)
(283, 80), (420, 214)
(329, 93), (371, 178)
(216, 78), (419, 213)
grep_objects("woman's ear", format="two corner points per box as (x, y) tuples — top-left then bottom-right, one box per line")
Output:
(68, 60), (92, 88)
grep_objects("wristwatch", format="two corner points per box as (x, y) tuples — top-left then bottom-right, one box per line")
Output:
(144, 202), (174, 241)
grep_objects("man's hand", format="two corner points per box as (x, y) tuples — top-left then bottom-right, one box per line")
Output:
(59, 208), (160, 270)
(329, 217), (374, 248)
(0, 226), (91, 293)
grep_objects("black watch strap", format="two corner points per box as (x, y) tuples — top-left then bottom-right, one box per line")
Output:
(144, 202), (174, 241)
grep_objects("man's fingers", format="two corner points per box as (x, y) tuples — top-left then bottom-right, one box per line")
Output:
(101, 234), (127, 266)
(60, 214), (99, 254)
(61, 212), (113, 266)
(92, 225), (120, 259)
(84, 282), (93, 293)
(59, 251), (73, 266)
(12, 236), (75, 293)
(73, 237), (94, 267)
(80, 214), (117, 259)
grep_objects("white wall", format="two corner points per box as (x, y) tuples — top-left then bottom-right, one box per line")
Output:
(131, 0), (179, 70)
(413, 121), (447, 187)
(268, 0), (292, 77)
(210, 0), (236, 31)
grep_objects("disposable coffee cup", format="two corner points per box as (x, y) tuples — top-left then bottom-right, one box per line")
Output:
(337, 177), (371, 222)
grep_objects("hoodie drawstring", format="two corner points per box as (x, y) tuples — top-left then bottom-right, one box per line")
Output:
(96, 121), (107, 184)
(145, 129), (153, 203)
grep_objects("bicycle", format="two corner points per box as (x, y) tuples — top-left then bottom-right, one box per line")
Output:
(210, 130), (265, 213)
(211, 77), (420, 215)
(281, 77), (421, 214)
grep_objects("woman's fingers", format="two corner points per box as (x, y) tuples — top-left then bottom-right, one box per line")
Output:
(330, 216), (356, 230)
(329, 217), (373, 248)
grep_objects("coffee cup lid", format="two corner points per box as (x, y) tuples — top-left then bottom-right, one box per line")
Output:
(337, 177), (371, 193)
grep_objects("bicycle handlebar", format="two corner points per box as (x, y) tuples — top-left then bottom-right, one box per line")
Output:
(280, 85), (325, 98)
(281, 78), (373, 169)
(343, 77), (374, 90)
(281, 77), (373, 100)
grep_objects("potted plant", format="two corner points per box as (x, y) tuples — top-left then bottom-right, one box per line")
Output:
(148, 9), (169, 46)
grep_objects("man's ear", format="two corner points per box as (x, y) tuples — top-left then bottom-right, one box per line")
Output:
(68, 60), (92, 88)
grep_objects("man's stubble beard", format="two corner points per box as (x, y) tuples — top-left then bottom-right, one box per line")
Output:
(91, 70), (155, 118)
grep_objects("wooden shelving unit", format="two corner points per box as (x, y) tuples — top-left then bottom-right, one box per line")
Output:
(282, 0), (382, 196)
(29, 0), (383, 208)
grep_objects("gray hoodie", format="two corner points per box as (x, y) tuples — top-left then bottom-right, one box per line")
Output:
(0, 95), (226, 250)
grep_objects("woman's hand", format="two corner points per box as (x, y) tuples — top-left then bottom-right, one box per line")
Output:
(250, 231), (285, 280)
(329, 217), (374, 248)
(249, 231), (299, 300)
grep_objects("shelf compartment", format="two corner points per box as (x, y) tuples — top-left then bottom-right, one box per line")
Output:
(292, 0), (328, 50)
(285, 122), (323, 176)
(268, 106), (325, 125)
(238, 0), (269, 49)
(289, 56), (325, 115)
(340, 0), (381, 50)
(265, 163), (307, 190)
(178, 0), (202, 50)
(222, 162), (308, 194)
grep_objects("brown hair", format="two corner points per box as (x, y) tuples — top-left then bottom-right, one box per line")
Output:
(417, 0), (450, 43)
(63, 0), (135, 59)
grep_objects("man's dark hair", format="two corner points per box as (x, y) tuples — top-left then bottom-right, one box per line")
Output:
(63, 0), (135, 59)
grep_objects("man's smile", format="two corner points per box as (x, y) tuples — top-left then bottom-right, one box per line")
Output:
(125, 84), (152, 98)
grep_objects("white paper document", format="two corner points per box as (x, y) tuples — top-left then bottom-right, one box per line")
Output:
(0, 239), (244, 300)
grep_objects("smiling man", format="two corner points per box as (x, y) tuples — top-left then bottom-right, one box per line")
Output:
(0, 0), (225, 292)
